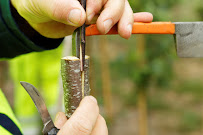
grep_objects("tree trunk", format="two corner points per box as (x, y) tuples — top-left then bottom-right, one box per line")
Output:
(99, 36), (113, 121)
(137, 88), (148, 135)
(136, 35), (148, 135)
(61, 56), (90, 118)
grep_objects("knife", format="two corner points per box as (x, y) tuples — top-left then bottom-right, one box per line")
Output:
(20, 81), (59, 135)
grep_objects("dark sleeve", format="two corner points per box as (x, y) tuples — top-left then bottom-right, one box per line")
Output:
(0, 0), (64, 59)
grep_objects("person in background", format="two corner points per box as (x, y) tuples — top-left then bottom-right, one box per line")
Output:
(0, 0), (153, 134)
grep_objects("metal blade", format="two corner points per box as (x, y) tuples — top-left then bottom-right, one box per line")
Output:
(175, 22), (203, 57)
(20, 81), (55, 134)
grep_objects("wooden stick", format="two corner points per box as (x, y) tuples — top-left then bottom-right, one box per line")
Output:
(61, 56), (90, 118)
(80, 45), (85, 98)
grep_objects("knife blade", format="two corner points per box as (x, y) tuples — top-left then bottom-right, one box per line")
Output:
(20, 81), (59, 135)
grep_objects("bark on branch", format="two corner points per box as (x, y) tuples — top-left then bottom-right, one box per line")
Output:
(61, 56), (90, 118)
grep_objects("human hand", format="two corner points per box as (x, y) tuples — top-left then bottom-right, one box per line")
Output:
(11, 0), (153, 39)
(54, 96), (108, 135)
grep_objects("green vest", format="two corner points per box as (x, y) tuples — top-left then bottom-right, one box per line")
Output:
(0, 89), (22, 135)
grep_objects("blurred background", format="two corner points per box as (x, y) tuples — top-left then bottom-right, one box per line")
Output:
(1, 0), (203, 134)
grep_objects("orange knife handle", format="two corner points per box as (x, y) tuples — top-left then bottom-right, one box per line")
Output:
(86, 22), (175, 36)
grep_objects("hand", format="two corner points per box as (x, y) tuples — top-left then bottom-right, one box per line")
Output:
(54, 96), (108, 135)
(11, 0), (153, 39)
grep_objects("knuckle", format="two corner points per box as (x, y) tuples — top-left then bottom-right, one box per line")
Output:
(51, 0), (66, 21)
(51, 2), (62, 18)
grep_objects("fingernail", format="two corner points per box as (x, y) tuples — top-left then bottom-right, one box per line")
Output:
(88, 96), (97, 104)
(55, 112), (61, 122)
(128, 24), (132, 35)
(68, 9), (82, 25)
(103, 19), (113, 34)
(87, 13), (95, 22)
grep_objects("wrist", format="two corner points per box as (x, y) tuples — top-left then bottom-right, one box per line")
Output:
(10, 3), (38, 40)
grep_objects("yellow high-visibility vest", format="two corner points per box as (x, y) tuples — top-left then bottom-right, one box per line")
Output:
(0, 89), (22, 135)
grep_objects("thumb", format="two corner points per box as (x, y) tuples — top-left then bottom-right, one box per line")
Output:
(54, 112), (68, 129)
(57, 96), (99, 135)
(44, 0), (86, 26)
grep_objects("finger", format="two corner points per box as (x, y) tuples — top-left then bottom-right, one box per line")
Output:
(54, 112), (68, 129)
(43, 0), (86, 26)
(118, 0), (134, 39)
(134, 12), (153, 22)
(86, 14), (99, 25)
(96, 0), (125, 34)
(91, 115), (108, 135)
(86, 0), (107, 23)
(58, 96), (99, 135)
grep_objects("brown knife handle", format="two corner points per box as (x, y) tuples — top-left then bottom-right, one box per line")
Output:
(86, 22), (175, 36)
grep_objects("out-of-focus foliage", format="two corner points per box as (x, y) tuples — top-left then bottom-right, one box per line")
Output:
(110, 0), (178, 94)
(129, 0), (179, 87)
(196, 5), (203, 20)
(179, 111), (201, 131)
(129, 0), (180, 21)
(9, 46), (62, 117)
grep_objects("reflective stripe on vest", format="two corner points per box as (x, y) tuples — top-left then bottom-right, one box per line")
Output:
(0, 126), (12, 135)
(0, 113), (22, 135)
(0, 89), (22, 135)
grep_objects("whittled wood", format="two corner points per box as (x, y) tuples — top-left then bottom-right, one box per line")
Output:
(61, 56), (90, 118)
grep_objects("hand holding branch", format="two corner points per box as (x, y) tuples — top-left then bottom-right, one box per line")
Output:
(54, 96), (108, 135)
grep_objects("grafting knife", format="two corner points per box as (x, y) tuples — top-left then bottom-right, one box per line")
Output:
(20, 82), (59, 135)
